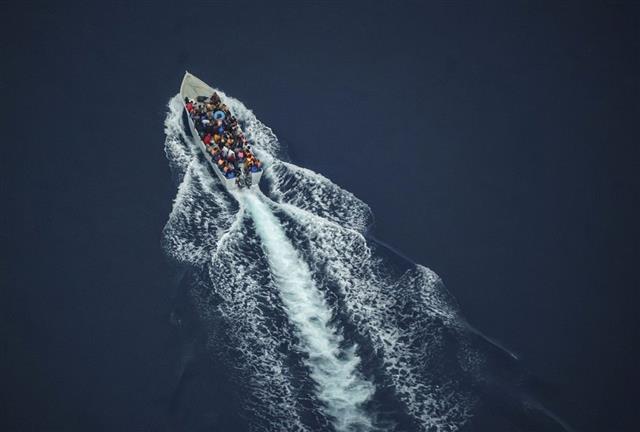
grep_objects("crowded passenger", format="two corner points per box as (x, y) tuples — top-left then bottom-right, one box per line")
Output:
(184, 92), (262, 181)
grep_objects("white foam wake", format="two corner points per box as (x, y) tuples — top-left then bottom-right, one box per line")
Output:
(163, 90), (476, 431)
(239, 190), (376, 432)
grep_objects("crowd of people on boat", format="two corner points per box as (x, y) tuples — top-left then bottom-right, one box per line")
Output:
(185, 92), (262, 180)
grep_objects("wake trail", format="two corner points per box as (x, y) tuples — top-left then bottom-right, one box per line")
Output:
(239, 190), (376, 432)
(163, 89), (572, 432)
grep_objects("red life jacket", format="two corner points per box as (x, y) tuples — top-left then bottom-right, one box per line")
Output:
(203, 134), (212, 145)
(186, 102), (193, 112)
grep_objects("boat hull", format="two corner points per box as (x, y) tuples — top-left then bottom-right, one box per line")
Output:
(179, 72), (262, 190)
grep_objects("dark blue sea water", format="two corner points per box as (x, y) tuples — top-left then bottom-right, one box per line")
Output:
(2, 2), (638, 432)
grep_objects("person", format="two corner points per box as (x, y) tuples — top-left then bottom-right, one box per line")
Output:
(186, 95), (261, 177)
